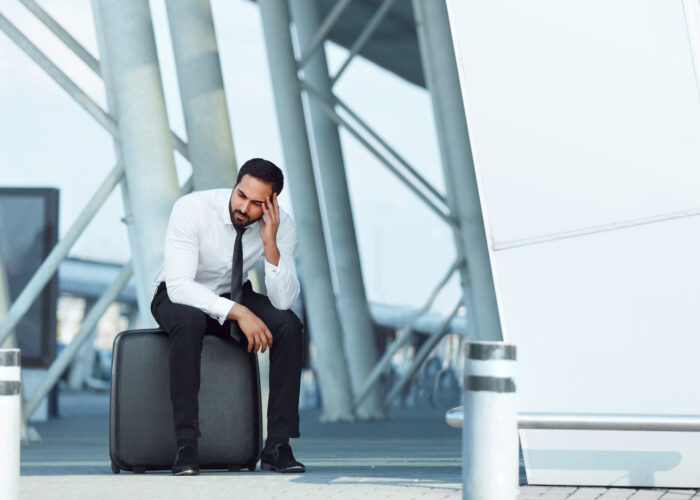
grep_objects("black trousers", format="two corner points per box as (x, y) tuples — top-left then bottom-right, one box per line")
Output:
(150, 281), (303, 446)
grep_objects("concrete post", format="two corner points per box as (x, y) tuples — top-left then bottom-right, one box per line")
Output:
(0, 349), (21, 500)
(413, 0), (503, 341)
(165, 0), (237, 190)
(93, 0), (181, 324)
(258, 0), (354, 421)
(462, 342), (518, 500)
(289, 0), (385, 420)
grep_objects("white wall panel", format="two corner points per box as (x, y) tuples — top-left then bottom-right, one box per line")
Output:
(447, 0), (700, 486)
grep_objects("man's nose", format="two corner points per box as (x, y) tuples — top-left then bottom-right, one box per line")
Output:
(240, 201), (249, 213)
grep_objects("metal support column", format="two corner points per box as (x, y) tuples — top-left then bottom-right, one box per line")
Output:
(290, 0), (385, 420)
(258, 0), (354, 421)
(91, 0), (147, 327)
(413, 0), (503, 341)
(93, 0), (181, 324)
(0, 246), (16, 350)
(166, 0), (237, 190)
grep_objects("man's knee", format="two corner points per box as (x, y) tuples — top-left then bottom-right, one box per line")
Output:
(274, 312), (303, 343)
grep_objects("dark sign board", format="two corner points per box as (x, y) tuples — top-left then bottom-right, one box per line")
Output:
(0, 188), (59, 367)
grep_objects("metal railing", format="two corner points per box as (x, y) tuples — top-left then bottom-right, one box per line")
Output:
(446, 406), (700, 432)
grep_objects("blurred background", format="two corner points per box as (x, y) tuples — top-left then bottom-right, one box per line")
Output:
(0, 0), (472, 426)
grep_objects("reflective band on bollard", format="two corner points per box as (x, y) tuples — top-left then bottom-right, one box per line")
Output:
(0, 349), (21, 500)
(463, 342), (517, 500)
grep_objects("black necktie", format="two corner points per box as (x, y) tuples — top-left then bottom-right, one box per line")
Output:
(230, 224), (245, 342)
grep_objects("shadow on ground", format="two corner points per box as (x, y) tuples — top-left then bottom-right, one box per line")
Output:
(21, 391), (462, 488)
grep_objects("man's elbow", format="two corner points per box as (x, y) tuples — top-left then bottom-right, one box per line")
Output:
(269, 288), (300, 311)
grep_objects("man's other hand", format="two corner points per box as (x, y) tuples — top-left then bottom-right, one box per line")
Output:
(229, 303), (273, 353)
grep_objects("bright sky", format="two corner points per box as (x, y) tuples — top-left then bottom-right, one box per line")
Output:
(0, 0), (462, 313)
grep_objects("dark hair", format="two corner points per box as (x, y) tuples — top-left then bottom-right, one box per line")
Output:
(236, 158), (284, 194)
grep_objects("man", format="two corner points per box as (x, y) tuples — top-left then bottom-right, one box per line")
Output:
(151, 158), (305, 475)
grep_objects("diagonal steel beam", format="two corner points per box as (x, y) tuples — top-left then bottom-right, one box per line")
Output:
(0, 13), (189, 158)
(19, 0), (100, 73)
(302, 81), (453, 225)
(331, 0), (398, 86)
(352, 259), (461, 409)
(0, 13), (118, 135)
(0, 163), (125, 348)
(296, 0), (352, 69)
(23, 261), (134, 419)
(329, 89), (448, 204)
(383, 299), (462, 407)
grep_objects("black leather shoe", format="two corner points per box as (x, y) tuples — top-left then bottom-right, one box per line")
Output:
(261, 443), (305, 473)
(172, 445), (200, 476)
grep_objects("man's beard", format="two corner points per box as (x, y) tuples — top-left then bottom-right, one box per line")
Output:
(232, 209), (261, 228)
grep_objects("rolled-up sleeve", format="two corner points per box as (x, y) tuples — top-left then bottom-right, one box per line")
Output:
(264, 214), (300, 310)
(164, 198), (234, 324)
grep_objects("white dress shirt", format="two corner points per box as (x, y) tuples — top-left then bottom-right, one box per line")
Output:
(154, 188), (300, 325)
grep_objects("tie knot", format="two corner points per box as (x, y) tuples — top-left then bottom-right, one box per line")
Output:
(234, 225), (246, 236)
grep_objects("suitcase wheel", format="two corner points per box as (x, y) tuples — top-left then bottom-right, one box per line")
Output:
(227, 464), (241, 472)
(132, 466), (146, 474)
(111, 462), (120, 474)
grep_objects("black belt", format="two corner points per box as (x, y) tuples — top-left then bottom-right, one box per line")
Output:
(156, 280), (251, 299)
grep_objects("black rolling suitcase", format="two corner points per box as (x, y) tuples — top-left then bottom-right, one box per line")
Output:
(109, 329), (262, 474)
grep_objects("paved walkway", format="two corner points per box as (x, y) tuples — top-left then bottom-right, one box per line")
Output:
(520, 488), (700, 499)
(18, 391), (700, 499)
(20, 391), (461, 499)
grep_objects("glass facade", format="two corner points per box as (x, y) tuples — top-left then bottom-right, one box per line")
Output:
(0, 188), (58, 367)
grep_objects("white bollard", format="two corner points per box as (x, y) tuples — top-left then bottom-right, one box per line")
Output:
(463, 341), (518, 500)
(0, 348), (21, 500)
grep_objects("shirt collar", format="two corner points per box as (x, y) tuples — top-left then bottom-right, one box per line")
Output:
(220, 189), (234, 226)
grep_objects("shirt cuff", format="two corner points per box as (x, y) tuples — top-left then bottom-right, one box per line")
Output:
(211, 296), (235, 325)
(264, 258), (283, 278)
